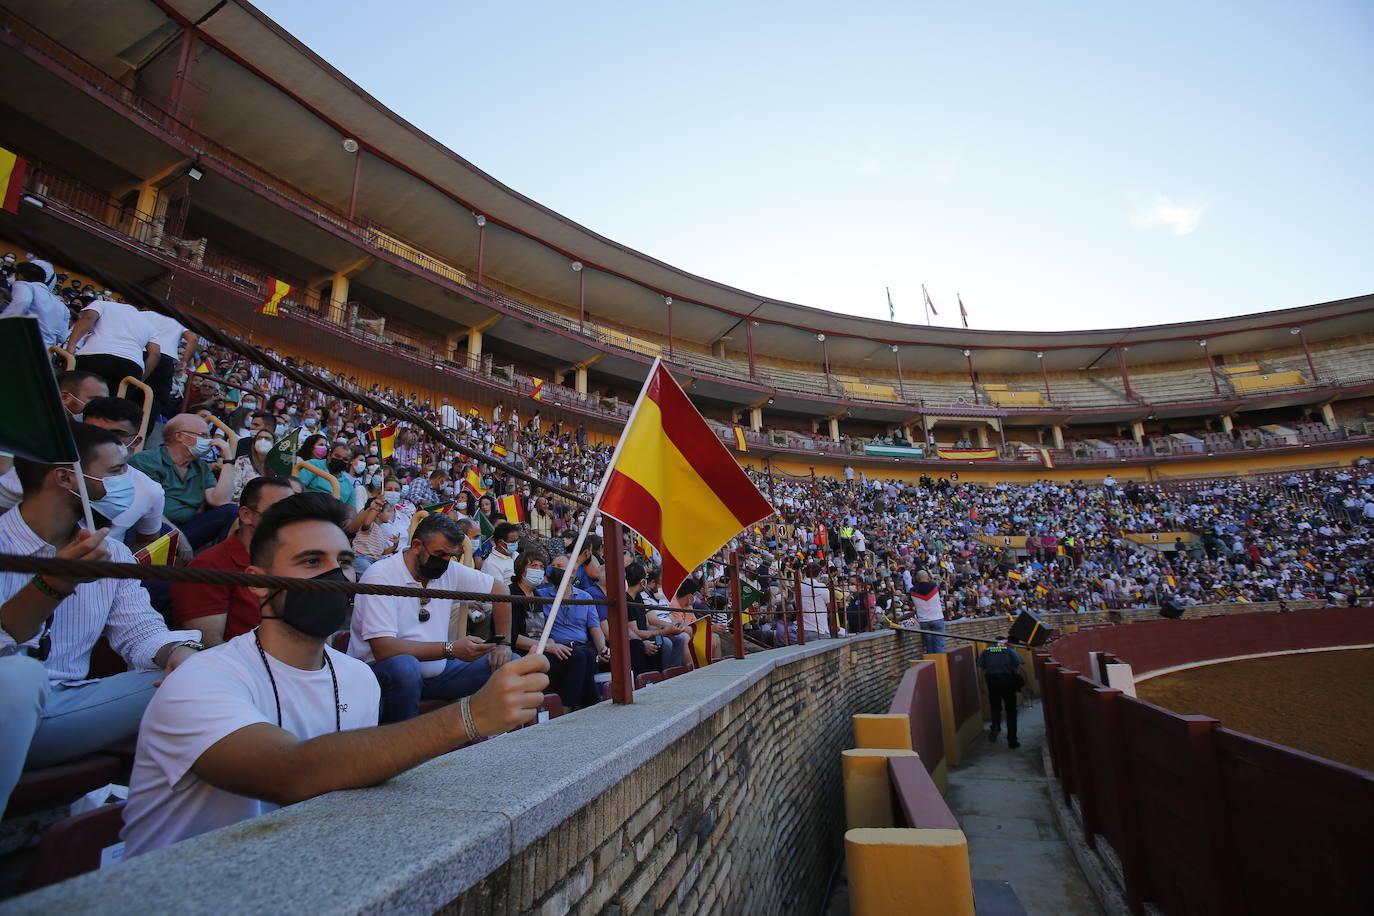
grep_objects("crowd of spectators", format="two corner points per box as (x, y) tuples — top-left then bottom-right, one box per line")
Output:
(2, 249), (1372, 865)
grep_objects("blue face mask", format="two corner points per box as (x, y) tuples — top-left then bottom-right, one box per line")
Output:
(85, 471), (135, 519)
(188, 436), (214, 459)
(524, 568), (545, 587)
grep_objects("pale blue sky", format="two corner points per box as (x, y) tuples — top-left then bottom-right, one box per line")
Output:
(258, 0), (1373, 331)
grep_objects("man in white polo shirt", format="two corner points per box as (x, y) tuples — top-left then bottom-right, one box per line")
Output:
(139, 308), (195, 423)
(121, 493), (550, 855)
(350, 513), (514, 722)
(66, 296), (160, 397)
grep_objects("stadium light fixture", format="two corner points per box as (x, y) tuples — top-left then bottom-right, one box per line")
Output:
(962, 349), (971, 357)
(341, 138), (359, 153)
(767, 398), (774, 405)
(1290, 327), (1301, 335)
(1198, 339), (1207, 347)
(571, 261), (583, 272)
(817, 334), (826, 342)
(186, 166), (203, 181)
(890, 344), (898, 353)
(664, 296), (673, 306)
(1035, 351), (1044, 359)
(474, 214), (487, 227)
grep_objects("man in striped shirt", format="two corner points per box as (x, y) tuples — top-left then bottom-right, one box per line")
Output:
(0, 423), (205, 812)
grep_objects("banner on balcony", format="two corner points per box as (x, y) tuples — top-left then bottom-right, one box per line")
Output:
(936, 447), (997, 460)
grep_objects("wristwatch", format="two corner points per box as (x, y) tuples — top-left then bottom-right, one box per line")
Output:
(178, 641), (206, 653)
(442, 641), (455, 660)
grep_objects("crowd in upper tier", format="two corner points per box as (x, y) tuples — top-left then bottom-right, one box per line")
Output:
(1, 250), (1372, 866)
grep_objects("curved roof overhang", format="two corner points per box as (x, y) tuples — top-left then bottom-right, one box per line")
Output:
(9, 0), (1374, 378)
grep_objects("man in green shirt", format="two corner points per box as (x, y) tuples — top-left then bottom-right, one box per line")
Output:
(130, 413), (237, 549)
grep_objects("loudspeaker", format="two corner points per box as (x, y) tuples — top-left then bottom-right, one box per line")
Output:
(1008, 609), (1053, 647)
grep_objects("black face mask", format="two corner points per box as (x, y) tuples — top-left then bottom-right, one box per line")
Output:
(416, 546), (450, 580)
(547, 566), (564, 586)
(260, 568), (352, 638)
(327, 458), (349, 475)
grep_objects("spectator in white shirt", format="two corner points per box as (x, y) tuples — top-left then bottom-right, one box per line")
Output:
(0, 422), (204, 813)
(139, 309), (195, 422)
(66, 297), (159, 398)
(1, 260), (70, 348)
(349, 514), (514, 722)
(121, 492), (551, 856)
(799, 563), (833, 639)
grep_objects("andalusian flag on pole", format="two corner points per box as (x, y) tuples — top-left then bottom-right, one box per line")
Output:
(0, 147), (28, 214)
(533, 358), (774, 654)
(258, 278), (291, 316)
(732, 426), (748, 452)
(265, 427), (301, 476)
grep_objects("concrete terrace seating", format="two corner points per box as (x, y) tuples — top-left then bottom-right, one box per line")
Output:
(1129, 365), (1227, 402)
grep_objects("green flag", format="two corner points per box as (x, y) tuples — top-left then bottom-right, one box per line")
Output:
(740, 581), (764, 611)
(0, 317), (77, 462)
(474, 508), (494, 540)
(266, 427), (302, 477)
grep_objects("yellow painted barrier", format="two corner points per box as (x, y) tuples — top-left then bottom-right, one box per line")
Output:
(846, 828), (975, 916)
(842, 749), (920, 829)
(852, 714), (913, 751)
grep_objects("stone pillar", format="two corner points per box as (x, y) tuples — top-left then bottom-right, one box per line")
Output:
(976, 426), (988, 448)
(1130, 421), (1145, 445)
(444, 331), (462, 363)
(1320, 403), (1337, 429)
(467, 327), (484, 366)
(1051, 425), (1065, 449)
(328, 273), (350, 325)
(711, 339), (726, 359)
(1220, 414), (1234, 435)
(750, 407), (762, 432)
(828, 417), (840, 442)
(574, 366), (588, 394)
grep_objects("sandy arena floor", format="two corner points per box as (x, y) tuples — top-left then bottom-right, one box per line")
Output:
(1135, 647), (1374, 773)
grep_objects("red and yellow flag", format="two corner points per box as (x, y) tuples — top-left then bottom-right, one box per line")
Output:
(598, 361), (773, 599)
(531, 378), (545, 402)
(1007, 570), (1023, 582)
(688, 617), (713, 668)
(732, 426), (747, 452)
(461, 467), (485, 499)
(193, 357), (213, 375)
(258, 278), (291, 316)
(0, 147), (27, 214)
(368, 423), (397, 460)
(492, 442), (509, 458)
(497, 493), (526, 523)
(133, 530), (179, 566)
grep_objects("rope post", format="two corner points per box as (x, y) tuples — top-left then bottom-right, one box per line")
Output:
(602, 520), (634, 705)
(829, 577), (842, 638)
(794, 565), (807, 646)
(729, 550), (745, 660)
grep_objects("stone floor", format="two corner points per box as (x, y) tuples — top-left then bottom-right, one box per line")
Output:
(825, 700), (1101, 915)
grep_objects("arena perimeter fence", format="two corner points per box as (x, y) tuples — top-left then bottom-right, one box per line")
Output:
(1035, 607), (1374, 916)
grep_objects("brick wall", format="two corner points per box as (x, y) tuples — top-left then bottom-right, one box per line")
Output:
(443, 631), (925, 916)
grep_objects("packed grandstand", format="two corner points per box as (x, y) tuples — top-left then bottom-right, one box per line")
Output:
(1, 0), (1374, 908)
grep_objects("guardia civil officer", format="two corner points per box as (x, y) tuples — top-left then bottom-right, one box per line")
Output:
(978, 635), (1024, 748)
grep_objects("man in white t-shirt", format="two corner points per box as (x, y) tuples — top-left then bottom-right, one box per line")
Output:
(438, 398), (460, 429)
(139, 309), (195, 422)
(907, 570), (946, 653)
(349, 513), (514, 722)
(799, 563), (833, 639)
(66, 297), (159, 397)
(121, 493), (550, 857)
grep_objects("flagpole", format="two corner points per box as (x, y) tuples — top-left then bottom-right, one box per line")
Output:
(71, 460), (96, 531)
(533, 357), (664, 655)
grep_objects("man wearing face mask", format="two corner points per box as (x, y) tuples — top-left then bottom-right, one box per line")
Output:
(482, 521), (521, 591)
(56, 370), (109, 421)
(129, 413), (237, 550)
(122, 493), (551, 855)
(349, 514), (515, 722)
(0, 422), (205, 814)
(170, 477), (294, 647)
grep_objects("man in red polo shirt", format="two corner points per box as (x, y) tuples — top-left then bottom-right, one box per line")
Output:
(170, 476), (294, 645)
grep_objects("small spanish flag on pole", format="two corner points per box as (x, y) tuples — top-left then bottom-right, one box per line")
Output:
(732, 426), (747, 452)
(497, 493), (526, 523)
(461, 467), (485, 500)
(1007, 570), (1023, 582)
(492, 442), (509, 459)
(258, 278), (291, 316)
(193, 357), (213, 375)
(0, 147), (28, 214)
(530, 378), (545, 402)
(368, 422), (396, 460)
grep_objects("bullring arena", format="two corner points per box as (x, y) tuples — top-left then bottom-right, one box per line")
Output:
(0, 1), (1371, 914)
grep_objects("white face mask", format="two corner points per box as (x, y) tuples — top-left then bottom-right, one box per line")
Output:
(254, 438), (273, 455)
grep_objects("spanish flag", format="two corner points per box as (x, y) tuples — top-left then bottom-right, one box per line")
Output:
(258, 278), (291, 316)
(492, 442), (509, 459)
(1039, 448), (1055, 469)
(0, 147), (27, 214)
(531, 378), (545, 402)
(133, 530), (179, 566)
(497, 493), (525, 523)
(368, 422), (396, 460)
(461, 467), (485, 499)
(1165, 574), (1177, 589)
(732, 426), (747, 452)
(597, 360), (773, 600)
(1035, 584), (1049, 597)
(1007, 570), (1023, 582)
(688, 617), (713, 668)
(193, 357), (213, 375)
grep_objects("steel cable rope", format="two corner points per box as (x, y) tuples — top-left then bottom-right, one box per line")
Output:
(11, 225), (594, 508)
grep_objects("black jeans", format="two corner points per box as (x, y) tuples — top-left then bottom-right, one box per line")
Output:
(75, 354), (143, 402)
(145, 353), (178, 422)
(986, 673), (1020, 739)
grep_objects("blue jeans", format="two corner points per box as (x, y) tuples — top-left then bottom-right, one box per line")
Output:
(921, 618), (946, 654)
(178, 503), (239, 551)
(369, 654), (494, 723)
(0, 656), (160, 812)
(653, 633), (688, 669)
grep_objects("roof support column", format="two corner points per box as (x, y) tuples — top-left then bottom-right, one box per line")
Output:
(976, 426), (989, 449)
(1117, 346), (1135, 400)
(328, 273), (349, 326)
(828, 416), (840, 443)
(1051, 424), (1064, 450)
(1320, 403), (1337, 430)
(750, 406), (763, 432)
(1131, 421), (1145, 445)
(747, 321), (757, 379)
(1221, 414), (1234, 436)
(1294, 326), (1320, 382)
(1037, 351), (1051, 402)
(891, 345), (905, 400)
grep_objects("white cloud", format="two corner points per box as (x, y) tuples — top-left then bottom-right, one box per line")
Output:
(1128, 193), (1210, 235)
